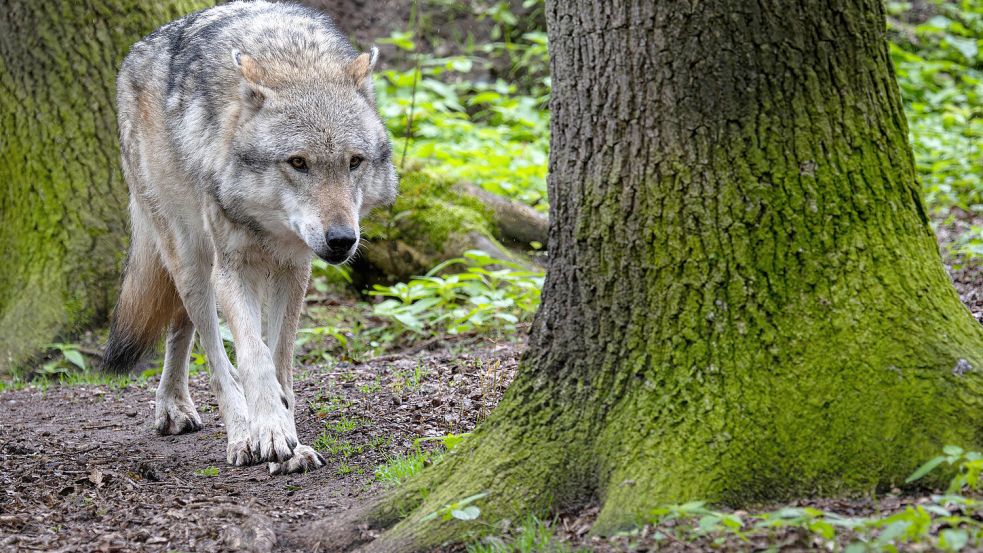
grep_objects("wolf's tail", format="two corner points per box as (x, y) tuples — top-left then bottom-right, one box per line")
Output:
(103, 220), (182, 374)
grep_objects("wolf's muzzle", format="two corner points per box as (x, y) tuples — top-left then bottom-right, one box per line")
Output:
(319, 226), (358, 264)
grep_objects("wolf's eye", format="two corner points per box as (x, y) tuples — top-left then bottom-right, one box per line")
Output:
(349, 156), (364, 171)
(288, 156), (308, 172)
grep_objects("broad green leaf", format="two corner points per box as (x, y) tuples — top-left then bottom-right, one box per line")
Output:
(63, 349), (86, 370)
(451, 506), (480, 521)
(906, 456), (947, 483)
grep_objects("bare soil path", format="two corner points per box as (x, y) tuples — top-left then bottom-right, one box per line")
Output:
(0, 340), (519, 552)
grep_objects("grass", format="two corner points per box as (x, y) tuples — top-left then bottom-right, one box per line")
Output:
(389, 362), (428, 395)
(374, 433), (470, 486)
(312, 432), (363, 458)
(193, 466), (219, 478)
(308, 390), (354, 418)
(374, 449), (429, 486)
(467, 515), (574, 553)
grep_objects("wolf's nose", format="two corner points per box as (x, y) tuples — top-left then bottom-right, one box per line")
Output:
(325, 226), (357, 254)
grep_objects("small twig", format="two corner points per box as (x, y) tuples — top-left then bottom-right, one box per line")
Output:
(74, 346), (105, 359)
(79, 423), (122, 430)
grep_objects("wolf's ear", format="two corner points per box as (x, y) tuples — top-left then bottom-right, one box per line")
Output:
(346, 47), (378, 101)
(232, 49), (271, 111)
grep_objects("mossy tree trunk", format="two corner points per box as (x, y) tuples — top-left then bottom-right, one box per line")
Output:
(0, 1), (213, 371)
(305, 0), (983, 550)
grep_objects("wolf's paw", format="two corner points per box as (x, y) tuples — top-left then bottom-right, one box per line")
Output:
(227, 439), (254, 466)
(155, 399), (203, 435)
(249, 409), (298, 463)
(268, 444), (326, 475)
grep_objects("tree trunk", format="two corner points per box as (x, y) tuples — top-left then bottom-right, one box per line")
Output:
(303, 0), (983, 550)
(0, 0), (212, 371)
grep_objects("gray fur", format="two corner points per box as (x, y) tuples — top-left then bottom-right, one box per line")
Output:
(109, 1), (398, 474)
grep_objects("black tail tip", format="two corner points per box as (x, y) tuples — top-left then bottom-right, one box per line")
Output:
(102, 330), (150, 374)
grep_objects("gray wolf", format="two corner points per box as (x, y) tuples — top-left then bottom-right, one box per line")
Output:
(104, 1), (398, 474)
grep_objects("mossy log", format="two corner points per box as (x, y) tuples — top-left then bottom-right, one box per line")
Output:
(358, 172), (548, 282)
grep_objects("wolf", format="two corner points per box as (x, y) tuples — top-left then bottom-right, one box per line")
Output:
(104, 1), (398, 474)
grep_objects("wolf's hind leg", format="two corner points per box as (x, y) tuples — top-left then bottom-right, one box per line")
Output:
(267, 263), (325, 475)
(155, 308), (203, 435)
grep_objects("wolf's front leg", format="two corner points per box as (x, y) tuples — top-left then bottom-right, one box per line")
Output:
(266, 263), (326, 474)
(172, 267), (253, 466)
(216, 263), (298, 463)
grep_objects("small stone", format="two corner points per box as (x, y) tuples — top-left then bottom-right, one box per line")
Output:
(954, 359), (973, 376)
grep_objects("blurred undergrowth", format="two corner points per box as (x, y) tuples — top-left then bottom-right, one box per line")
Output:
(888, 0), (983, 258)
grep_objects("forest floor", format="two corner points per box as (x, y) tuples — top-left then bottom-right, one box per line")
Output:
(0, 232), (980, 552)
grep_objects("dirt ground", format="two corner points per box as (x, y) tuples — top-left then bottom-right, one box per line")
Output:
(0, 339), (519, 552)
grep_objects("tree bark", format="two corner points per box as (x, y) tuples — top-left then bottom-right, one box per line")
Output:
(306, 0), (983, 550)
(0, 0), (212, 371)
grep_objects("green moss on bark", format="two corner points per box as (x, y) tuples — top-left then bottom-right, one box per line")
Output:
(0, 0), (212, 371)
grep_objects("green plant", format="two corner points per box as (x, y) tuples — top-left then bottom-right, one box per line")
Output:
(421, 492), (487, 523)
(32, 342), (97, 379)
(467, 515), (571, 553)
(370, 250), (543, 337)
(375, 450), (429, 486)
(358, 378), (382, 394)
(633, 446), (983, 551)
(193, 466), (219, 478)
(374, 433), (470, 486)
(390, 362), (429, 394)
(308, 391), (354, 418)
(888, 0), (983, 258)
(328, 416), (360, 434)
(907, 445), (983, 493)
(377, 50), (549, 209)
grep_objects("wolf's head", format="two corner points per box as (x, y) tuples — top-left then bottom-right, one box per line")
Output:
(224, 47), (398, 264)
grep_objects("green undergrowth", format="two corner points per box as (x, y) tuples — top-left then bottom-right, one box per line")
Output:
(297, 251), (542, 363)
(466, 515), (577, 553)
(0, 342), (175, 393)
(369, 251), (543, 337)
(889, 0), (983, 258)
(376, 2), (549, 210)
(605, 446), (983, 552)
(383, 446), (983, 552)
(375, 433), (470, 487)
